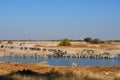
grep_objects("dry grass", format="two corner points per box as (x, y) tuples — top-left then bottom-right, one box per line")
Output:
(1, 68), (120, 80)
(41, 43), (120, 51)
(0, 62), (120, 80)
(99, 44), (118, 50)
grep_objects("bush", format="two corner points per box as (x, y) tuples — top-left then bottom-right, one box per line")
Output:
(90, 38), (101, 44)
(84, 37), (103, 44)
(8, 40), (13, 44)
(58, 38), (71, 46)
(84, 37), (92, 43)
(0, 41), (2, 44)
(106, 40), (112, 44)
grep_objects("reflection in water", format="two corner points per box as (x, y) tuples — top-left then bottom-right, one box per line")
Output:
(0, 57), (120, 66)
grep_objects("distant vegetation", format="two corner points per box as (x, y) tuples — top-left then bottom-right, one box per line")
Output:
(7, 40), (13, 44)
(0, 39), (119, 44)
(84, 37), (92, 43)
(84, 37), (113, 44)
(58, 38), (71, 46)
(90, 38), (101, 44)
(106, 40), (112, 44)
(112, 40), (120, 42)
(0, 41), (2, 44)
(84, 37), (101, 44)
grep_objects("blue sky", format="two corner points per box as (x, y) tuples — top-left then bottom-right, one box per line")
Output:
(0, 0), (120, 40)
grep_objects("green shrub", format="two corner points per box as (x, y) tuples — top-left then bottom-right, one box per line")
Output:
(0, 41), (2, 44)
(58, 38), (71, 46)
(90, 38), (101, 44)
(8, 40), (13, 44)
(84, 37), (92, 43)
(84, 37), (103, 44)
(106, 40), (112, 44)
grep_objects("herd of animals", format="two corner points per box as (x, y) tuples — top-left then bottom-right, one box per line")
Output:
(0, 42), (120, 59)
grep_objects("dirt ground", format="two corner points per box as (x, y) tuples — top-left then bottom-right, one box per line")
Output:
(0, 62), (120, 76)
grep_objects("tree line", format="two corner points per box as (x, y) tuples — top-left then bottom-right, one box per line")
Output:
(0, 38), (120, 47)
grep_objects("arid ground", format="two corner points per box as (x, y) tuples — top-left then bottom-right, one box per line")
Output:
(0, 62), (120, 80)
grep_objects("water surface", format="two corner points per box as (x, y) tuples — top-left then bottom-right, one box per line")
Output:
(0, 57), (120, 66)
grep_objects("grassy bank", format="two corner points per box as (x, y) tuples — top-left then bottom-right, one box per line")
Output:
(0, 68), (120, 80)
(0, 62), (120, 80)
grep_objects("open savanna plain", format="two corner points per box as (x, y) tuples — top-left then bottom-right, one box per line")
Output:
(31, 41), (120, 54)
(0, 41), (120, 80)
